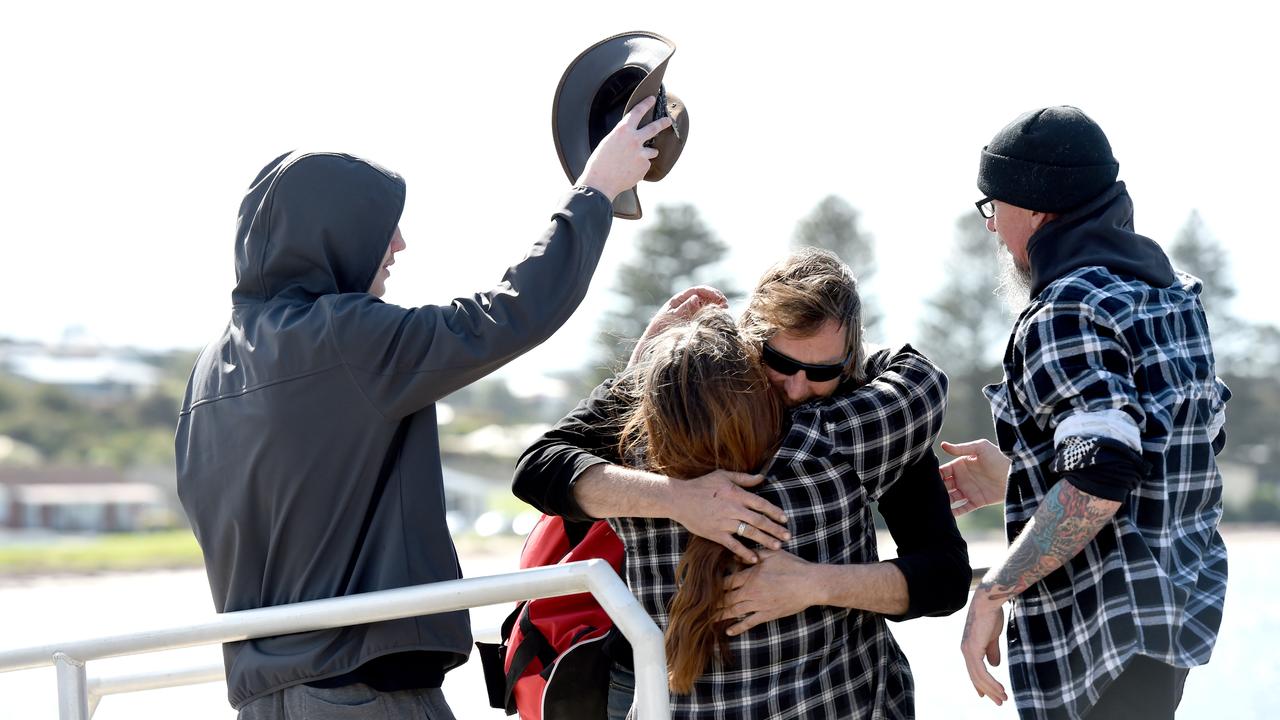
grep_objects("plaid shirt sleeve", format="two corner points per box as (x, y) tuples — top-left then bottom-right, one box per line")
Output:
(1014, 301), (1146, 434)
(794, 345), (948, 500)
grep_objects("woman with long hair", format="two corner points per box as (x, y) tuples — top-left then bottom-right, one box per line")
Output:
(615, 309), (784, 693)
(607, 306), (947, 717)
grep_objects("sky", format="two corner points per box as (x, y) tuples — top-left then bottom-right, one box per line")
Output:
(3, 1), (1277, 390)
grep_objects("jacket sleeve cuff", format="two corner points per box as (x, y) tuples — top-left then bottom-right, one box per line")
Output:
(564, 185), (614, 219)
(560, 456), (612, 522)
(883, 556), (922, 622)
(883, 551), (971, 622)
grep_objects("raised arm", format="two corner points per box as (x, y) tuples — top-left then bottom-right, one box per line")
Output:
(325, 98), (672, 420)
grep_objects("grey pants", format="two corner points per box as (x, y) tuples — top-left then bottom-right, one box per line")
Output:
(238, 683), (456, 720)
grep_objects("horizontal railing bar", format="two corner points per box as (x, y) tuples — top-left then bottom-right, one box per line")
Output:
(88, 661), (225, 698)
(0, 561), (601, 673)
(88, 627), (504, 702)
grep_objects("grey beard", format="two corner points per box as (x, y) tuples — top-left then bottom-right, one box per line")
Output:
(994, 245), (1033, 313)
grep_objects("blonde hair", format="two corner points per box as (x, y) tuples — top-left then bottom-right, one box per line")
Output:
(616, 308), (783, 693)
(739, 247), (865, 384)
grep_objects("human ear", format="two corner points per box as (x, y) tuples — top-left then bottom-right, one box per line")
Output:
(1030, 211), (1058, 231)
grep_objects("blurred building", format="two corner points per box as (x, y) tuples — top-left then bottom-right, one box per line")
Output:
(0, 466), (166, 533)
(0, 340), (159, 401)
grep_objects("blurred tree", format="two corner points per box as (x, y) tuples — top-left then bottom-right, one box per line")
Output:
(918, 215), (1008, 380)
(35, 385), (77, 413)
(793, 195), (881, 337)
(0, 378), (16, 414)
(917, 213), (1010, 530)
(134, 392), (181, 428)
(596, 204), (740, 373)
(0, 351), (191, 469)
(1169, 210), (1238, 342)
(1164, 211), (1280, 469)
(439, 376), (551, 432)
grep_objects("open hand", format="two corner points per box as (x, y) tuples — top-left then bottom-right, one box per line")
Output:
(940, 439), (1010, 517)
(960, 593), (1008, 706)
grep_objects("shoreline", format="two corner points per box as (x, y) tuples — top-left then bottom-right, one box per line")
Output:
(1, 524), (1274, 587)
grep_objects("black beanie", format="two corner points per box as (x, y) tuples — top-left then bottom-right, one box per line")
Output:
(977, 106), (1119, 213)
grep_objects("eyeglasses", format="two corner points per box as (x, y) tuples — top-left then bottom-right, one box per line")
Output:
(761, 343), (850, 383)
(975, 197), (995, 219)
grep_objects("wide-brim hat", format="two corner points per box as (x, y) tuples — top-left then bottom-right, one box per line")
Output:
(552, 31), (689, 220)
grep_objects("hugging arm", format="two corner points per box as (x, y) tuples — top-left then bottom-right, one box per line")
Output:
(877, 450), (972, 620)
(721, 347), (960, 633)
(512, 378), (789, 565)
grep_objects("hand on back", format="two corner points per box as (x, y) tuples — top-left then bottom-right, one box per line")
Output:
(629, 286), (729, 366)
(668, 469), (789, 565)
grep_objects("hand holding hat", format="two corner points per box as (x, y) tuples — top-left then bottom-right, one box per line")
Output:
(554, 31), (690, 219)
(577, 96), (672, 204)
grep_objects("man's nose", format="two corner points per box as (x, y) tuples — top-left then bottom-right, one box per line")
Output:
(784, 374), (809, 403)
(985, 216), (997, 233)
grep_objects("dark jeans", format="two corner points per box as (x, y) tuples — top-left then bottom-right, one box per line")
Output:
(607, 663), (636, 720)
(1086, 656), (1190, 720)
(237, 683), (456, 720)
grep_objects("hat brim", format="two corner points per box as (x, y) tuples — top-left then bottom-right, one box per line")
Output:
(552, 31), (677, 220)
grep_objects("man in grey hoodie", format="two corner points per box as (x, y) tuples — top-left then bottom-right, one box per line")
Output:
(176, 97), (671, 718)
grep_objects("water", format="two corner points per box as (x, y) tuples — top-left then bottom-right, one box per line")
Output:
(1, 528), (1276, 718)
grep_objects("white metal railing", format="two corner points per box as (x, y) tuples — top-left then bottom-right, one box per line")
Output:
(86, 659), (226, 716)
(0, 559), (670, 720)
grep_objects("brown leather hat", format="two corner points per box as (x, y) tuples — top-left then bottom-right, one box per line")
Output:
(552, 31), (689, 220)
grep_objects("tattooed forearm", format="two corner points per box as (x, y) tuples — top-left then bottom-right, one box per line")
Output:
(976, 480), (1121, 603)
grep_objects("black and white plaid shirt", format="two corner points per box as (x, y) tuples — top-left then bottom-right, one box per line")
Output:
(610, 345), (947, 719)
(985, 268), (1230, 720)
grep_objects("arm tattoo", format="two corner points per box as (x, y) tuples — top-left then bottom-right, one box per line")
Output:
(976, 480), (1121, 603)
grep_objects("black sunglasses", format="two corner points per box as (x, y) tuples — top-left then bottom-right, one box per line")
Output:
(761, 343), (850, 382)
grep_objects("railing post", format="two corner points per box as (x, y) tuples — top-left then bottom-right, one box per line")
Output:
(53, 652), (90, 720)
(583, 560), (671, 720)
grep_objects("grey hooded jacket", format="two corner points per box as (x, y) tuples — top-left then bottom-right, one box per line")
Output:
(176, 151), (612, 708)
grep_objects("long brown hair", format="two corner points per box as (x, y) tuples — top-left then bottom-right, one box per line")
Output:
(617, 308), (783, 693)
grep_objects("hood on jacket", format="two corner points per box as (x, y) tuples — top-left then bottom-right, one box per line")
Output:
(1025, 181), (1176, 298)
(232, 151), (406, 304)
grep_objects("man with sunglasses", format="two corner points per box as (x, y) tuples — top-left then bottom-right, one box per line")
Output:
(513, 247), (969, 717)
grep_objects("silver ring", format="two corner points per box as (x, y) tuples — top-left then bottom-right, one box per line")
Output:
(736, 521), (748, 536)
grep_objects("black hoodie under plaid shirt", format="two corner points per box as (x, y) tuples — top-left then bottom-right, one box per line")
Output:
(985, 267), (1230, 720)
(609, 345), (947, 719)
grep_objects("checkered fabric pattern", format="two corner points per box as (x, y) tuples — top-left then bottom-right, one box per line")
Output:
(610, 345), (947, 719)
(984, 269), (1231, 720)
(1055, 436), (1102, 471)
